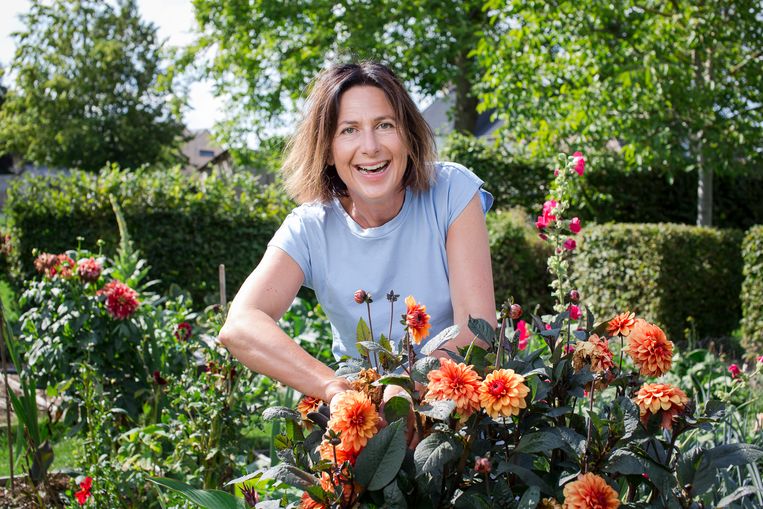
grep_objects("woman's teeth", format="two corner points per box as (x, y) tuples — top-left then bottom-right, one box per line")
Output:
(357, 161), (389, 174)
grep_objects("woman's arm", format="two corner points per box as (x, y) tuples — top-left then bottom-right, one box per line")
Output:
(218, 246), (351, 403)
(442, 192), (497, 353)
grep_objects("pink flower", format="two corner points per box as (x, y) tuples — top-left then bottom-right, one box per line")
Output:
(569, 217), (581, 234)
(728, 364), (741, 378)
(565, 344), (576, 354)
(545, 324), (552, 330)
(97, 281), (139, 320)
(569, 305), (582, 320)
(539, 233), (548, 241)
(535, 215), (549, 230)
(757, 355), (763, 363)
(535, 200), (558, 231)
(554, 168), (560, 177)
(517, 320), (529, 350)
(77, 258), (102, 283)
(563, 238), (577, 250)
(573, 151), (585, 176)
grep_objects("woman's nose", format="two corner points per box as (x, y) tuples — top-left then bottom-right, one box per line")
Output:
(360, 129), (380, 154)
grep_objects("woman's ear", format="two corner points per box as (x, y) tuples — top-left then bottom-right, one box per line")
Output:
(327, 152), (334, 166)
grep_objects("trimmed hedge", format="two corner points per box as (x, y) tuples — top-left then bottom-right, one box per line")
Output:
(572, 224), (744, 343)
(741, 226), (763, 356)
(6, 167), (291, 303)
(488, 208), (553, 312)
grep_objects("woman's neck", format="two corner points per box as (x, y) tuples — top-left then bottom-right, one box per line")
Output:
(340, 191), (405, 228)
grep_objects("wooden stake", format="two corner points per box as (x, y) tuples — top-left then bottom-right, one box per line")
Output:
(218, 264), (226, 308)
(0, 307), (14, 494)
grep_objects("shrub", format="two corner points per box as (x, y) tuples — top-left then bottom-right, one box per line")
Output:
(572, 223), (744, 343)
(487, 208), (553, 312)
(5, 166), (291, 302)
(441, 132), (549, 211)
(741, 226), (763, 357)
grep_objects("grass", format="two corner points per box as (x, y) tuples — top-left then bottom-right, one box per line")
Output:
(0, 420), (83, 477)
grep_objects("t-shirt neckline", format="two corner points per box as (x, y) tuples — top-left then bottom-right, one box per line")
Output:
(331, 188), (412, 238)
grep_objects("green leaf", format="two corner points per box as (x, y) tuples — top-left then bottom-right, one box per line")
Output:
(383, 396), (411, 424)
(411, 356), (441, 384)
(467, 316), (494, 344)
(517, 485), (541, 509)
(148, 477), (245, 509)
(417, 400), (456, 421)
(705, 443), (763, 469)
(262, 407), (301, 422)
(414, 432), (462, 478)
(421, 325), (460, 355)
(262, 464), (318, 490)
(514, 430), (566, 455)
(357, 317), (372, 343)
(377, 375), (414, 392)
(382, 480), (407, 509)
(494, 463), (553, 495)
(354, 419), (407, 491)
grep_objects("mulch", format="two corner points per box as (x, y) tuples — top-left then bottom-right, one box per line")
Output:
(0, 472), (73, 508)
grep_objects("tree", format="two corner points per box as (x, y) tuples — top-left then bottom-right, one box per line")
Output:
(476, 0), (763, 226)
(0, 0), (185, 171)
(184, 0), (492, 145)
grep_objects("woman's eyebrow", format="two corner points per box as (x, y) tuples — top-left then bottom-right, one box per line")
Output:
(337, 115), (395, 126)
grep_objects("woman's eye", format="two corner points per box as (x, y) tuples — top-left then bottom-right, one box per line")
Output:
(340, 127), (357, 135)
(378, 122), (394, 129)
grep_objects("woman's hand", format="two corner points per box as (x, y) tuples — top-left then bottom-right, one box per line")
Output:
(381, 384), (420, 449)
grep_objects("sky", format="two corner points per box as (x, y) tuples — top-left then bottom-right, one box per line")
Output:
(0, 0), (224, 131)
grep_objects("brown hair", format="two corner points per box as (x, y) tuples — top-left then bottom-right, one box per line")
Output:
(281, 61), (436, 203)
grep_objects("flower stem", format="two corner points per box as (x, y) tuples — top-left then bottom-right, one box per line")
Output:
(584, 381), (596, 473)
(495, 317), (507, 368)
(366, 301), (377, 370)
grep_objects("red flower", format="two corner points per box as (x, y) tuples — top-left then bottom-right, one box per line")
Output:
(75, 476), (93, 505)
(572, 151), (585, 176)
(174, 322), (192, 341)
(36, 253), (75, 278)
(517, 320), (529, 351)
(536, 200), (558, 230)
(728, 364), (741, 378)
(474, 457), (491, 474)
(77, 258), (102, 283)
(568, 305), (582, 321)
(97, 281), (139, 320)
(563, 238), (577, 251)
(569, 217), (581, 234)
(758, 355), (763, 363)
(153, 370), (167, 386)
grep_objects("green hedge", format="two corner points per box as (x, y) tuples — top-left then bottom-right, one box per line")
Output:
(572, 224), (744, 343)
(488, 208), (553, 312)
(741, 226), (763, 356)
(6, 167), (291, 303)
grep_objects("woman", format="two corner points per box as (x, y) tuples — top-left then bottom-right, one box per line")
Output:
(218, 62), (496, 408)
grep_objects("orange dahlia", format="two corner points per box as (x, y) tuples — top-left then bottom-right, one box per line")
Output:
(540, 498), (563, 509)
(300, 491), (328, 509)
(627, 319), (673, 377)
(327, 390), (381, 453)
(562, 473), (620, 509)
(297, 396), (323, 424)
(425, 358), (482, 418)
(319, 439), (360, 466)
(634, 383), (689, 430)
(405, 295), (431, 344)
(572, 334), (615, 374)
(607, 311), (636, 337)
(478, 369), (530, 418)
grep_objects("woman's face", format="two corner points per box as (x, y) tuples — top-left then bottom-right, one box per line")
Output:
(329, 85), (409, 211)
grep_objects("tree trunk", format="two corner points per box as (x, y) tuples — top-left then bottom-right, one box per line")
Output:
(452, 53), (478, 134)
(696, 152), (713, 227)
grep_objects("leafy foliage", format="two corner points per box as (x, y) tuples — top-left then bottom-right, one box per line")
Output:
(5, 166), (291, 303)
(572, 223), (744, 342)
(741, 226), (763, 357)
(476, 0), (763, 225)
(0, 0), (185, 171)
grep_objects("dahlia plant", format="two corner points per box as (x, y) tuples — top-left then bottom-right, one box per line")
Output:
(166, 153), (763, 508)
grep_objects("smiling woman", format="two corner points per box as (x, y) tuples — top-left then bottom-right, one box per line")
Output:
(218, 61), (496, 410)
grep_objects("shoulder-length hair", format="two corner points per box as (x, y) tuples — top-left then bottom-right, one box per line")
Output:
(281, 61), (436, 203)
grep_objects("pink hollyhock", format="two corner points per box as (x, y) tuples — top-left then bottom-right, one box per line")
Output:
(535, 215), (549, 230)
(568, 305), (582, 320)
(75, 476), (93, 505)
(573, 151), (585, 176)
(535, 200), (558, 231)
(98, 281), (139, 320)
(77, 258), (102, 283)
(563, 238), (577, 250)
(569, 217), (581, 234)
(728, 364), (741, 378)
(757, 355), (763, 363)
(517, 320), (529, 350)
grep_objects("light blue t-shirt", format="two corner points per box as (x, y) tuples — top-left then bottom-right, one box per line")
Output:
(269, 162), (493, 360)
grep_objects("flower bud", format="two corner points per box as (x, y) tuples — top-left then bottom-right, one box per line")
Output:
(354, 289), (368, 304)
(568, 290), (580, 303)
(509, 304), (523, 320)
(474, 457), (491, 474)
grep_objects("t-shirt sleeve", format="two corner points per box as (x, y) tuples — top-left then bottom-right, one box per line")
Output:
(440, 162), (494, 229)
(268, 211), (313, 289)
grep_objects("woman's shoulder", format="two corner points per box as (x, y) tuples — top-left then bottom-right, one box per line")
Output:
(430, 161), (485, 189)
(286, 201), (333, 222)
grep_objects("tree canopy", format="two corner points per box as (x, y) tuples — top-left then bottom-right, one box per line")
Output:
(0, 0), (185, 171)
(476, 0), (763, 225)
(184, 0), (491, 145)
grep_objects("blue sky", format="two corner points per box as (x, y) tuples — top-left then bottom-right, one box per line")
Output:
(1, 0), (223, 131)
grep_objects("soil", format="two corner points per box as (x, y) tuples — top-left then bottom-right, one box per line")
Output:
(0, 472), (72, 508)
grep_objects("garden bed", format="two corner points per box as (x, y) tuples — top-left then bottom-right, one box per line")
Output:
(0, 472), (71, 508)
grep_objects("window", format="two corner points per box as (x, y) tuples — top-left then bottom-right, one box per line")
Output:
(199, 149), (215, 158)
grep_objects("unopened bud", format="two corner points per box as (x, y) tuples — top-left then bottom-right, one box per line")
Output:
(354, 289), (368, 304)
(509, 304), (523, 320)
(568, 290), (580, 303)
